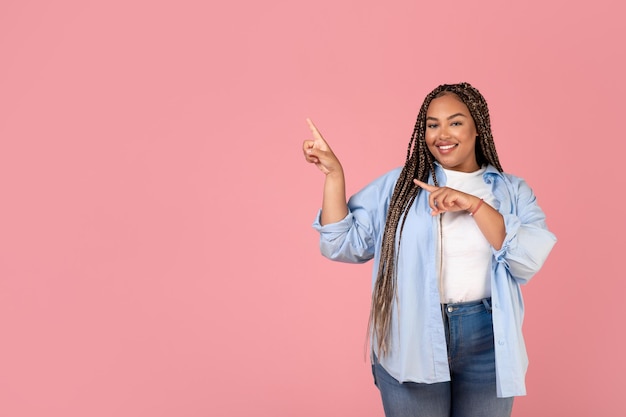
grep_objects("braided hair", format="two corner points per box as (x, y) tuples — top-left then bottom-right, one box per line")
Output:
(369, 82), (504, 357)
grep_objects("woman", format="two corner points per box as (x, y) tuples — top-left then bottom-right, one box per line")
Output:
(303, 82), (556, 417)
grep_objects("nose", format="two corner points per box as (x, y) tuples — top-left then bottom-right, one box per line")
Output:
(439, 125), (451, 139)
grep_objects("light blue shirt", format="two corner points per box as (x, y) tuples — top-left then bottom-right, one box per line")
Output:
(312, 164), (556, 397)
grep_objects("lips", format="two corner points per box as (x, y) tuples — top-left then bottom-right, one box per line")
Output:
(436, 144), (458, 155)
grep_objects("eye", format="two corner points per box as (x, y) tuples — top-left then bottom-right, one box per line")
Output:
(451, 121), (462, 126)
(427, 123), (438, 129)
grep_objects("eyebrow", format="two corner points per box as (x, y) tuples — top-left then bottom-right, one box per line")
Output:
(426, 113), (468, 121)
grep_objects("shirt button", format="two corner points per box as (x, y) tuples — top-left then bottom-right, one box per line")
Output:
(498, 339), (505, 346)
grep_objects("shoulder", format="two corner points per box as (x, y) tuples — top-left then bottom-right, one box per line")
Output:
(485, 168), (539, 211)
(484, 166), (530, 190)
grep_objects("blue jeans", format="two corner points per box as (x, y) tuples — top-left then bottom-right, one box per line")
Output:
(372, 299), (514, 417)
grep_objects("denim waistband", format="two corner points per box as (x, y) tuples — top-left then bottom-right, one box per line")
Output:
(442, 297), (492, 315)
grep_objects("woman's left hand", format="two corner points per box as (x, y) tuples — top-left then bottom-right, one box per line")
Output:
(413, 179), (480, 216)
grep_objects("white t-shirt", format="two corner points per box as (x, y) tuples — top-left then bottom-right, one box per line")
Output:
(438, 166), (496, 303)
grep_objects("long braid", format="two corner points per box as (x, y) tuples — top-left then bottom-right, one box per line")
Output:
(369, 82), (503, 357)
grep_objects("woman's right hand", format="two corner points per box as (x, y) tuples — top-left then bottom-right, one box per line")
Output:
(303, 118), (342, 175)
(303, 118), (348, 225)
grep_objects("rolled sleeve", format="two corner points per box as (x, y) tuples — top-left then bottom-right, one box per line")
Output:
(312, 210), (376, 263)
(311, 167), (401, 265)
(492, 179), (557, 284)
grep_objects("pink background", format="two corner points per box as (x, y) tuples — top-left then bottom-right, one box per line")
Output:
(1, 0), (623, 416)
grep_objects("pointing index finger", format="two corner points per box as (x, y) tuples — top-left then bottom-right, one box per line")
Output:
(413, 179), (437, 192)
(306, 118), (324, 141)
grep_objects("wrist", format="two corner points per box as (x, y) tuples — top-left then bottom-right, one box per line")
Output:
(468, 198), (484, 216)
(325, 166), (344, 179)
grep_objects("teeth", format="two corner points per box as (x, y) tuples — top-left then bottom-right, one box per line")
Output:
(439, 144), (455, 150)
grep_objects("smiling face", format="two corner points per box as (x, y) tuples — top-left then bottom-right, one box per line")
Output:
(425, 93), (480, 173)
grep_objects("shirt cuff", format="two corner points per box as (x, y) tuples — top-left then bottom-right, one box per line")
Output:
(492, 213), (521, 262)
(312, 209), (353, 232)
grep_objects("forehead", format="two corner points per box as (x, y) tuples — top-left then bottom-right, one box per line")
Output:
(426, 94), (470, 116)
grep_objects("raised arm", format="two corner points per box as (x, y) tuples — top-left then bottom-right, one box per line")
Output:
(302, 118), (348, 225)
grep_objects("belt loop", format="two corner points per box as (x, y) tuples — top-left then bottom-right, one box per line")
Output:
(482, 298), (492, 312)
